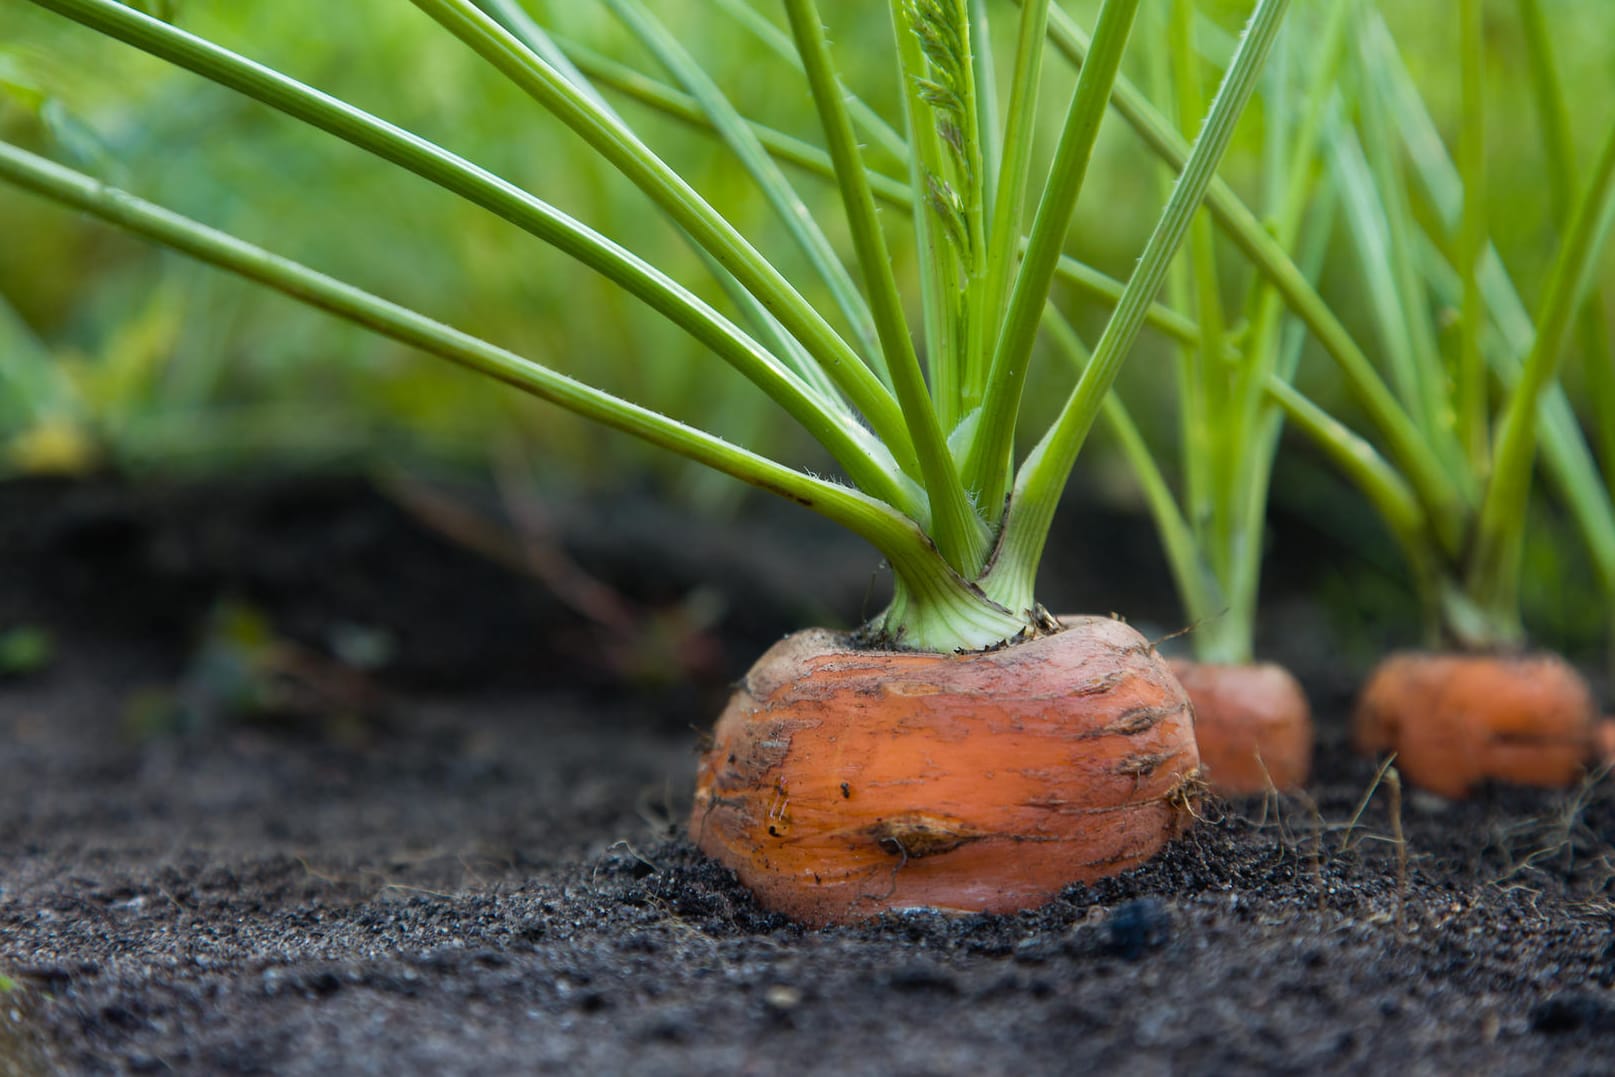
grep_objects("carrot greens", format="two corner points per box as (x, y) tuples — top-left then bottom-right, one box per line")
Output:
(1284, 3), (1615, 649)
(2, 0), (1291, 652)
(1025, 0), (1614, 652)
(1046, 0), (1349, 666)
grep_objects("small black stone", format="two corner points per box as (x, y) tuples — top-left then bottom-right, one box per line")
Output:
(1530, 992), (1615, 1035)
(886, 964), (961, 994)
(1101, 898), (1171, 960)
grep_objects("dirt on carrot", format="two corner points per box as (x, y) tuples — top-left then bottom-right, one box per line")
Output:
(1354, 651), (1597, 800)
(691, 617), (1202, 925)
(1168, 659), (1313, 796)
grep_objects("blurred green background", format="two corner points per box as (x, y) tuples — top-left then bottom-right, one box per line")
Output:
(2, 0), (1613, 653)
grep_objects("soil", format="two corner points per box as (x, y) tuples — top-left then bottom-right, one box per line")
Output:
(2, 475), (1612, 1075)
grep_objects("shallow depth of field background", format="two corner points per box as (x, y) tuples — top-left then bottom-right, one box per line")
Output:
(3, 0), (1614, 656)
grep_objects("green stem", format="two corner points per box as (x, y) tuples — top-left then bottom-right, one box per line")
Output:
(989, 0), (1291, 617)
(1224, 179), (1340, 662)
(1373, 9), (1615, 605)
(1330, 131), (1428, 421)
(405, 0), (920, 474)
(553, 23), (1206, 400)
(788, 0), (987, 573)
(1169, 0), (1229, 584)
(1218, 7), (1348, 660)
(973, 0), (1051, 410)
(1265, 378), (1427, 561)
(17, 0), (928, 511)
(963, 0), (1143, 516)
(0, 138), (1026, 649)
(1579, 279), (1615, 499)
(1456, 0), (1488, 474)
(1144, 0), (1202, 600)
(476, 1), (850, 414)
(943, 0), (991, 404)
(968, 0), (1000, 208)
(709, 0), (911, 165)
(1516, 0), (1577, 217)
(890, 0), (965, 433)
(553, 41), (914, 208)
(1518, 0), (1615, 500)
(1054, 254), (1204, 347)
(1044, 308), (1222, 647)
(604, 0), (886, 376)
(1038, 0), (1471, 558)
(907, 0), (987, 428)
(0, 143), (875, 553)
(1350, 17), (1453, 464)
(1414, 227), (1615, 603)
(1467, 125), (1615, 643)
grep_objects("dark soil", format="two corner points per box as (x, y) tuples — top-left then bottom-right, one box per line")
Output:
(2, 475), (1612, 1075)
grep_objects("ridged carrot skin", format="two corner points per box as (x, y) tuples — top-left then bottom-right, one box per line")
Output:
(1354, 652), (1595, 800)
(1168, 660), (1313, 795)
(691, 616), (1202, 925)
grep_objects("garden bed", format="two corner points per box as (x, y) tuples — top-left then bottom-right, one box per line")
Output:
(2, 476), (1611, 1075)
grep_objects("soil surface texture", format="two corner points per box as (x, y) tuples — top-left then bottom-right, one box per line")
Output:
(1, 476), (1612, 1075)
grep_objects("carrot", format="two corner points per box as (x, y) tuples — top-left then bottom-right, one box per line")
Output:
(1167, 660), (1313, 795)
(1353, 652), (1596, 800)
(1597, 718), (1615, 770)
(690, 616), (1202, 926)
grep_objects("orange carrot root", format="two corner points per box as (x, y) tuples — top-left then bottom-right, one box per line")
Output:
(1168, 659), (1313, 795)
(690, 616), (1201, 926)
(1597, 718), (1615, 770)
(1353, 652), (1595, 800)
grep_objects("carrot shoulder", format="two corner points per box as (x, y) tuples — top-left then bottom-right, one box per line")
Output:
(691, 616), (1201, 925)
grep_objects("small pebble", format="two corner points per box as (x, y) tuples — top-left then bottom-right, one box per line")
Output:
(764, 985), (802, 1010)
(1530, 992), (1615, 1035)
(1102, 898), (1171, 960)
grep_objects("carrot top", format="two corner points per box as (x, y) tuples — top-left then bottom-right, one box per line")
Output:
(0, 0), (1292, 652)
(1284, 4), (1615, 651)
